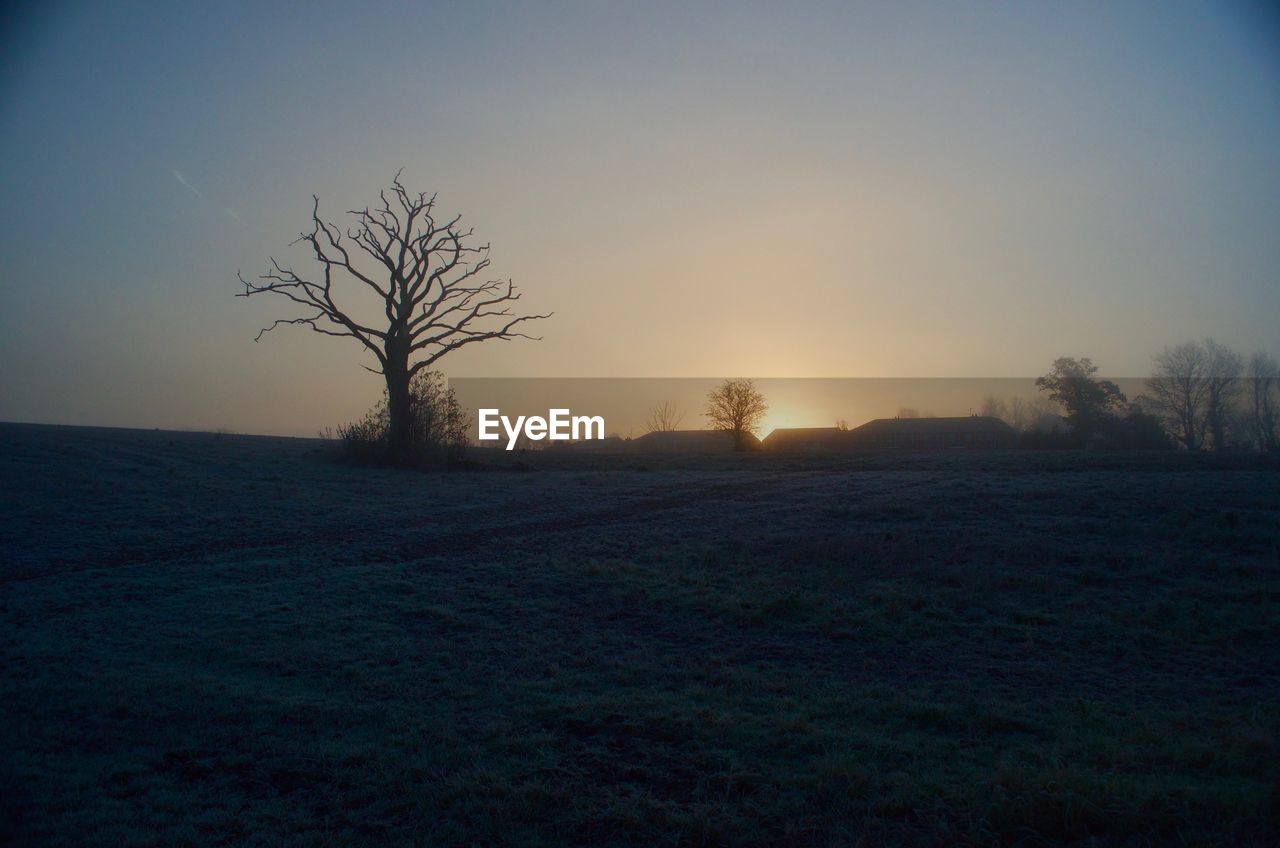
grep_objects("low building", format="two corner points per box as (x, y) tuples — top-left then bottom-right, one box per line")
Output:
(847, 416), (1017, 450)
(761, 427), (851, 452)
(629, 429), (760, 453)
(552, 434), (630, 452)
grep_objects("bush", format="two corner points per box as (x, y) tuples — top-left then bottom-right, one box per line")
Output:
(1019, 409), (1172, 451)
(336, 371), (468, 469)
(1106, 409), (1172, 450)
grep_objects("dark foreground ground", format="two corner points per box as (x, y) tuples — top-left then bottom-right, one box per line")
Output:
(1, 423), (1278, 846)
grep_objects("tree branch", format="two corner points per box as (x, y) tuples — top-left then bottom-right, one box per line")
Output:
(237, 173), (548, 379)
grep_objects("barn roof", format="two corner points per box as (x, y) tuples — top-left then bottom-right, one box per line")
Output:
(849, 416), (1016, 435)
(761, 427), (848, 447)
(630, 429), (759, 451)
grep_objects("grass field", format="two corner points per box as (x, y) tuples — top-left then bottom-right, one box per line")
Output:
(1, 422), (1278, 846)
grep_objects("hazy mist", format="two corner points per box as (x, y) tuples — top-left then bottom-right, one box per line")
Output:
(2, 1), (1278, 435)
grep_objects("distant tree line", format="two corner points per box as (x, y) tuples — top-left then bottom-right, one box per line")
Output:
(981, 341), (1279, 452)
(1145, 340), (1277, 453)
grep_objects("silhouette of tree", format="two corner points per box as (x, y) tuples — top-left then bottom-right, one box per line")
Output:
(1146, 341), (1211, 450)
(644, 401), (684, 433)
(1203, 339), (1243, 451)
(1247, 352), (1279, 453)
(238, 172), (550, 463)
(705, 379), (767, 450)
(1035, 357), (1125, 445)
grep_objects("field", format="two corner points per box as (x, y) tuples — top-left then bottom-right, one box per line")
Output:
(1, 422), (1278, 846)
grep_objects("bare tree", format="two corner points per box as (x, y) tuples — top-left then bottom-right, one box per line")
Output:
(1204, 339), (1243, 451)
(1146, 341), (1210, 451)
(1247, 352), (1279, 453)
(979, 395), (1008, 421)
(238, 173), (550, 462)
(1006, 396), (1026, 430)
(644, 401), (684, 433)
(1006, 395), (1063, 433)
(705, 379), (767, 450)
(896, 407), (921, 419)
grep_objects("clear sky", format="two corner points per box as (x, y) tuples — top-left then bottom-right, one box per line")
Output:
(1, 1), (1278, 435)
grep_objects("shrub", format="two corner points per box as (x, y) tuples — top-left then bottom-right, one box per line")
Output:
(1106, 409), (1173, 450)
(336, 371), (468, 469)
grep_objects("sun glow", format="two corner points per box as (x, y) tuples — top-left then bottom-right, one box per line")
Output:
(758, 409), (821, 440)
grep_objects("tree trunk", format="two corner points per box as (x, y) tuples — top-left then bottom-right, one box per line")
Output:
(385, 335), (412, 464)
(1183, 419), (1197, 451)
(1208, 409), (1225, 452)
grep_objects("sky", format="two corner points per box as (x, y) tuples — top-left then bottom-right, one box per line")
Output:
(1, 0), (1278, 435)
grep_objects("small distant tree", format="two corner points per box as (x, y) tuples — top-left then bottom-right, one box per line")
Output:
(1005, 396), (1051, 432)
(897, 407), (921, 419)
(979, 395), (1008, 421)
(1035, 357), (1125, 446)
(835, 418), (849, 431)
(1006, 396), (1024, 429)
(705, 379), (767, 450)
(1247, 352), (1279, 453)
(644, 401), (684, 433)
